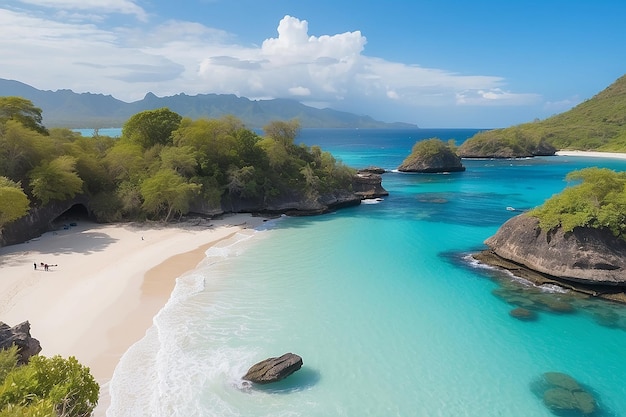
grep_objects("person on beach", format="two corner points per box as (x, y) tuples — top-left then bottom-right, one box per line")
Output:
(34, 263), (37, 270)
(44, 264), (48, 271)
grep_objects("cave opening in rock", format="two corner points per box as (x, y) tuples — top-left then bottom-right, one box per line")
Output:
(53, 204), (91, 226)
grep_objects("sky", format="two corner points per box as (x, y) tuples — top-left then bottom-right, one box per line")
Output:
(1, 1), (625, 128)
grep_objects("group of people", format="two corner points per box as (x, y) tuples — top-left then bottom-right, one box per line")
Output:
(34, 262), (56, 271)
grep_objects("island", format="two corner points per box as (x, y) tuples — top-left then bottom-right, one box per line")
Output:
(398, 138), (465, 173)
(475, 167), (626, 303)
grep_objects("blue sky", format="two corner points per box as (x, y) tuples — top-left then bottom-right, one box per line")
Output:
(1, 0), (624, 128)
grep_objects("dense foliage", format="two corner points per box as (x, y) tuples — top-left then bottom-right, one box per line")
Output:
(460, 74), (626, 153)
(0, 97), (355, 225)
(407, 138), (456, 159)
(0, 346), (99, 417)
(457, 127), (556, 158)
(530, 168), (626, 240)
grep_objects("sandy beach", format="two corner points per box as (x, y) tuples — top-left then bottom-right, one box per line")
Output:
(555, 150), (626, 160)
(0, 213), (266, 415)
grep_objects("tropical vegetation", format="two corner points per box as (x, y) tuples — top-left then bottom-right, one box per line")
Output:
(530, 167), (626, 241)
(0, 97), (356, 225)
(0, 346), (99, 417)
(460, 74), (626, 154)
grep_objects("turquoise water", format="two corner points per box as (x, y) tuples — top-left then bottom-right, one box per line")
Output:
(108, 129), (626, 417)
(74, 127), (122, 137)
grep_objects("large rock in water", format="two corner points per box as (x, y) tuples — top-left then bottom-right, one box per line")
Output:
(242, 353), (303, 384)
(485, 214), (626, 286)
(397, 145), (465, 173)
(0, 321), (42, 364)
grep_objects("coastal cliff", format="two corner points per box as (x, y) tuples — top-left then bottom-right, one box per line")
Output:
(478, 214), (626, 301)
(1, 171), (387, 247)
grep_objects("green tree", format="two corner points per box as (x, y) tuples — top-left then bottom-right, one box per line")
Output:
(0, 177), (30, 227)
(0, 97), (48, 135)
(103, 142), (146, 182)
(263, 119), (300, 148)
(530, 167), (626, 240)
(0, 120), (51, 182)
(140, 169), (201, 221)
(122, 108), (182, 149)
(0, 349), (98, 417)
(29, 156), (84, 205)
(159, 146), (197, 177)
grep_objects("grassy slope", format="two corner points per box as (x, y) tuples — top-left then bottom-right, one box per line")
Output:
(462, 74), (626, 152)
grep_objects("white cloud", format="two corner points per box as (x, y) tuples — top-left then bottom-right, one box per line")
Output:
(0, 9), (544, 125)
(455, 88), (541, 106)
(543, 96), (581, 115)
(288, 86), (311, 96)
(14, 0), (147, 21)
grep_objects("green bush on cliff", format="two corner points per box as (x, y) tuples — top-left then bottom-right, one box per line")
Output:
(530, 167), (626, 240)
(400, 137), (457, 164)
(0, 347), (99, 417)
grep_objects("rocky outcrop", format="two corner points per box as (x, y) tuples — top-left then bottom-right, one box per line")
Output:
(209, 171), (388, 216)
(353, 170), (389, 199)
(0, 196), (92, 247)
(242, 353), (303, 384)
(539, 372), (596, 415)
(483, 214), (626, 286)
(398, 145), (465, 173)
(0, 321), (42, 364)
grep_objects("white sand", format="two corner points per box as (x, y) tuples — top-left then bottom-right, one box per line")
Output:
(0, 213), (266, 415)
(555, 150), (626, 160)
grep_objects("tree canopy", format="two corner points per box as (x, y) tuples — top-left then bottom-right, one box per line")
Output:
(0, 346), (99, 417)
(530, 167), (626, 240)
(0, 177), (29, 228)
(0, 97), (48, 136)
(0, 98), (357, 225)
(121, 107), (182, 149)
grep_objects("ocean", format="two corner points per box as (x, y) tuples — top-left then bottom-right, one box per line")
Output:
(106, 128), (626, 417)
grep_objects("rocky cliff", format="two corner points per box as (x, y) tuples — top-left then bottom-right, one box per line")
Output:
(483, 214), (626, 286)
(0, 196), (92, 247)
(1, 172), (388, 247)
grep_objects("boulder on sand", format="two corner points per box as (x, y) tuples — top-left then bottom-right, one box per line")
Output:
(242, 353), (303, 384)
(0, 321), (42, 364)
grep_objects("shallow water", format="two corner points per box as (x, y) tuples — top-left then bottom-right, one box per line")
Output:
(108, 129), (626, 417)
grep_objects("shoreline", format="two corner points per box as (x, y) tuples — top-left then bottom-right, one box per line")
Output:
(0, 213), (267, 416)
(555, 150), (626, 160)
(473, 250), (626, 305)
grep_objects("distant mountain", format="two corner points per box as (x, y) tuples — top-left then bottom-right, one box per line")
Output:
(0, 78), (417, 129)
(460, 73), (626, 153)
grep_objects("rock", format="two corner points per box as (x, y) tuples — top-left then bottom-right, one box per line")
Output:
(243, 353), (303, 384)
(541, 372), (596, 415)
(484, 214), (626, 286)
(359, 166), (386, 175)
(509, 307), (537, 321)
(544, 372), (581, 391)
(353, 171), (389, 199)
(538, 297), (575, 313)
(0, 321), (42, 364)
(398, 138), (465, 173)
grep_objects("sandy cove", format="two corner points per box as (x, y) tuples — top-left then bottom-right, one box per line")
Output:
(0, 213), (266, 415)
(555, 150), (626, 160)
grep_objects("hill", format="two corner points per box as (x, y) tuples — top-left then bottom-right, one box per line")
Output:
(459, 74), (626, 155)
(0, 78), (417, 129)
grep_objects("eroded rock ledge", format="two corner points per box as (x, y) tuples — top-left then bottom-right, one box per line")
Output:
(477, 214), (626, 303)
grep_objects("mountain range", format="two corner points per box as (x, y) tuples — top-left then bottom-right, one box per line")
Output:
(0, 78), (416, 129)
